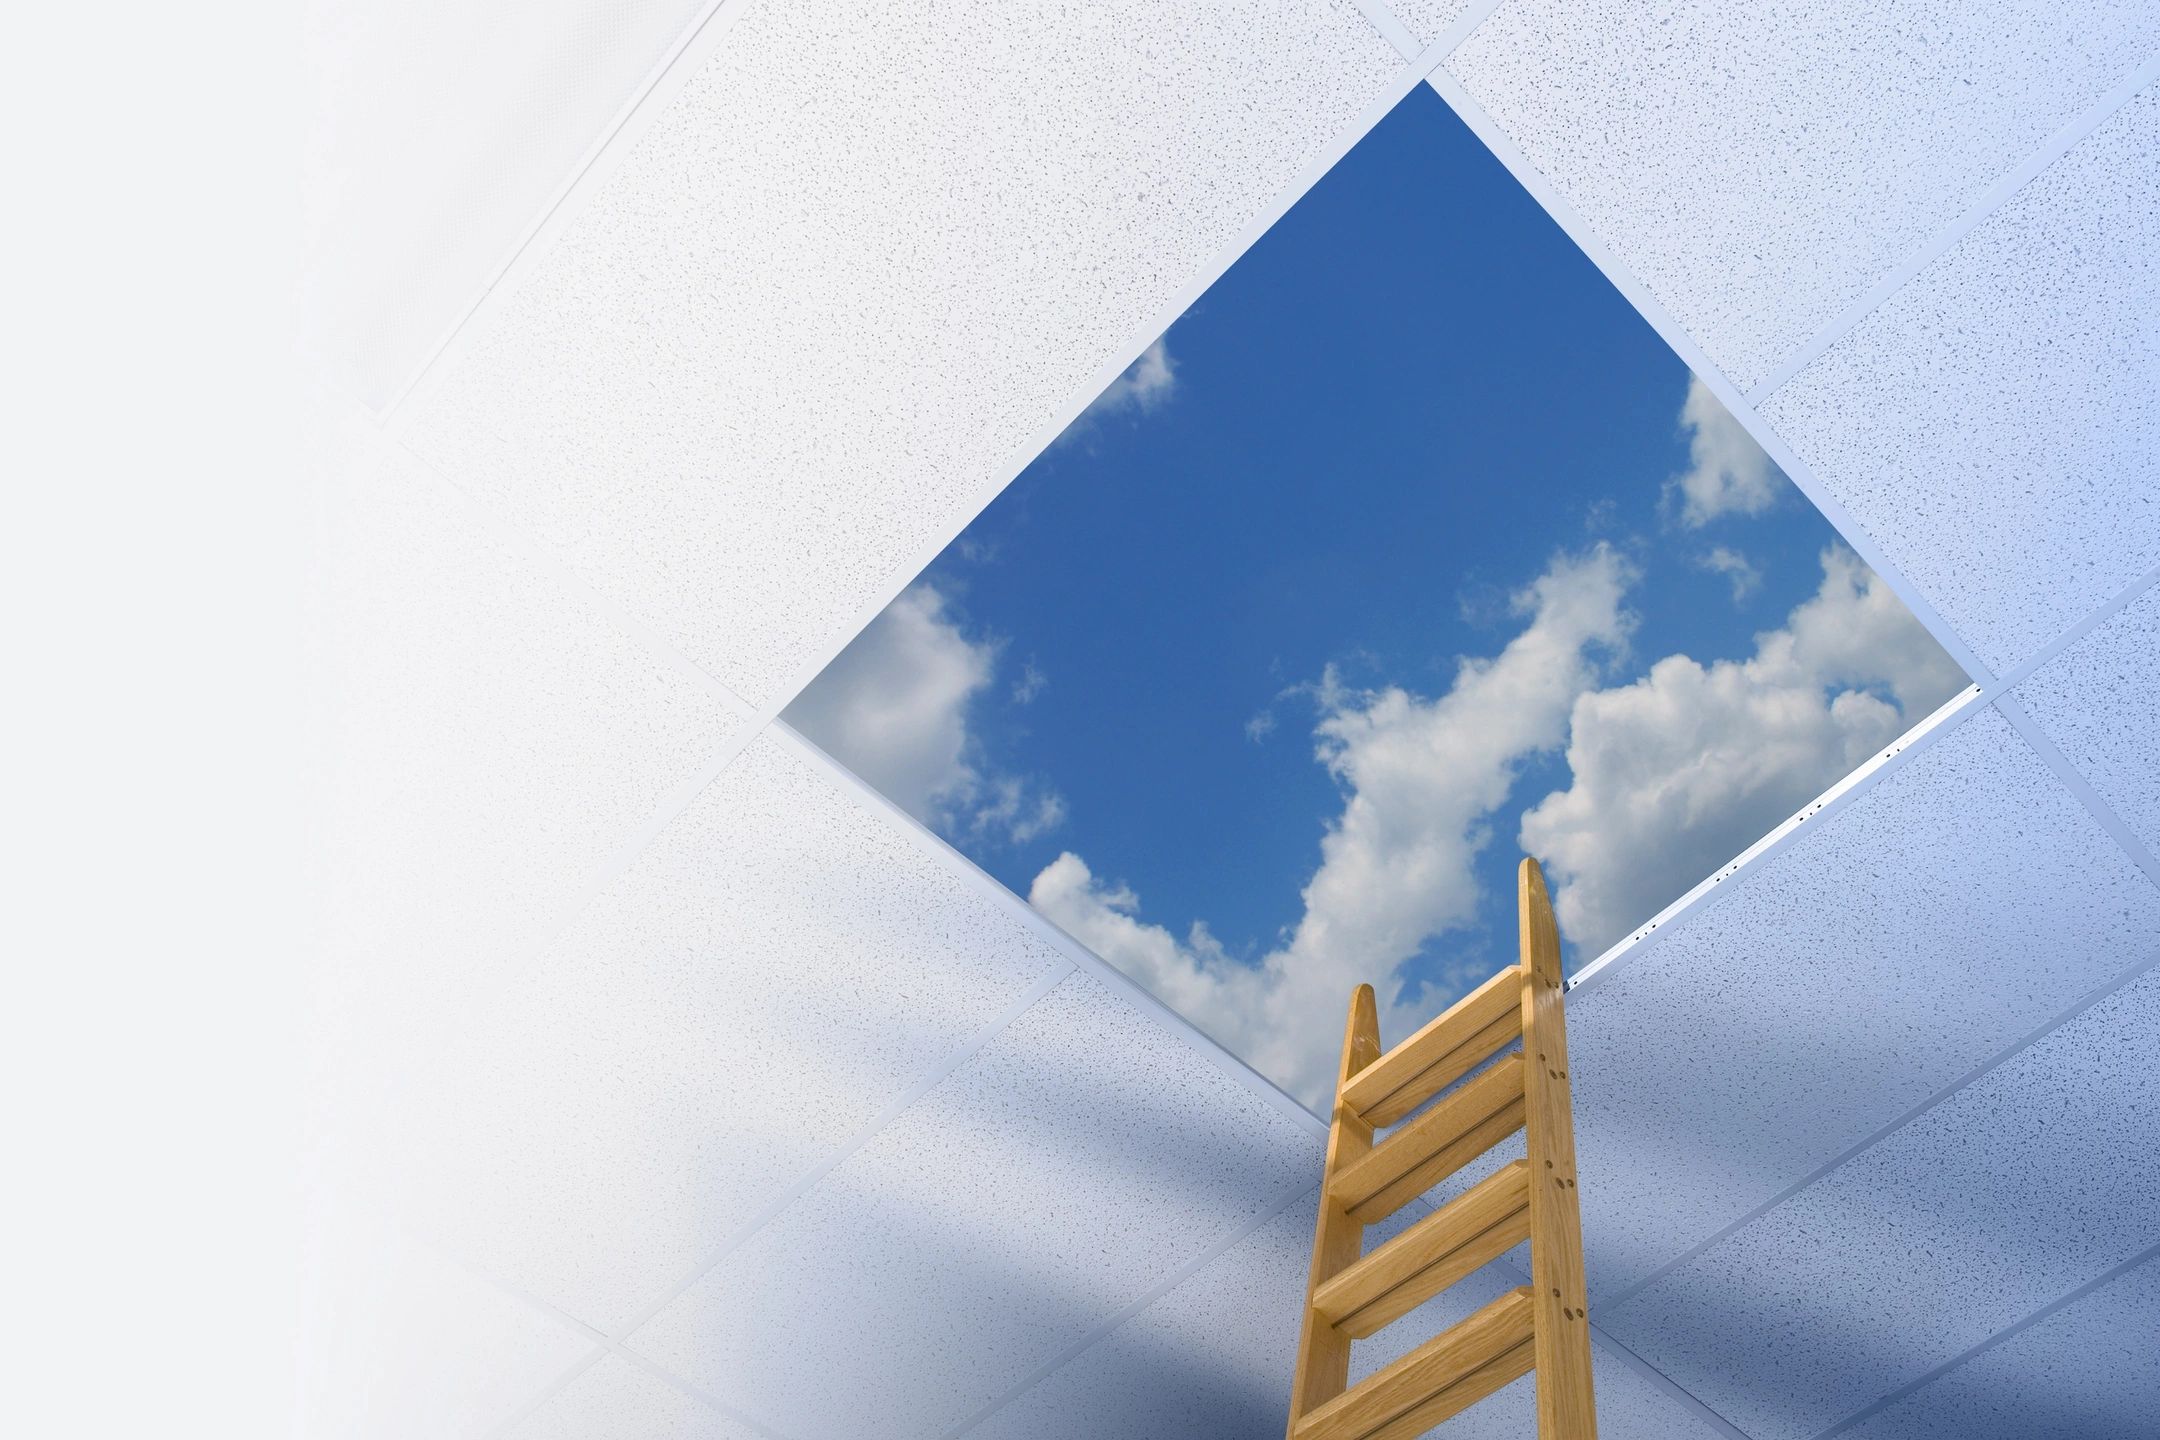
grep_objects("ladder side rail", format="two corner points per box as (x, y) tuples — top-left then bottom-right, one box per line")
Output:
(1285, 983), (1382, 1434)
(1520, 858), (1598, 1439)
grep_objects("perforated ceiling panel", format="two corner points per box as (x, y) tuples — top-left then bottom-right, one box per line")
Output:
(397, 0), (1406, 709)
(305, 0), (2160, 1436)
(1759, 86), (2160, 675)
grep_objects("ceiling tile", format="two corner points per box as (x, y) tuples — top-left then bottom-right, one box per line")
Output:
(313, 438), (740, 1101)
(508, 1356), (762, 1440)
(1841, 1252), (2160, 1440)
(403, 0), (1404, 706)
(300, 1208), (591, 1439)
(965, 1196), (1316, 1440)
(1560, 704), (2160, 1298)
(307, 0), (712, 403)
(1603, 967), (2160, 1440)
(2013, 581), (2160, 861)
(1760, 87), (2160, 674)
(1385, 0), (1471, 48)
(627, 970), (1320, 1440)
(1446, 0), (2160, 391)
(395, 732), (1072, 1332)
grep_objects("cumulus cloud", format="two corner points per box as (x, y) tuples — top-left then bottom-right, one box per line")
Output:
(1055, 338), (1178, 448)
(1031, 546), (1635, 1107)
(1697, 545), (1762, 602)
(783, 583), (1064, 845)
(1089, 337), (1176, 417)
(1519, 546), (1967, 958)
(1668, 375), (1782, 527)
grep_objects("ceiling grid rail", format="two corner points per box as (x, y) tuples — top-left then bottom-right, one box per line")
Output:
(1572, 558), (2160, 999)
(1746, 47), (2160, 402)
(1807, 1236), (2160, 1440)
(378, 0), (763, 423)
(1598, 938), (2160, 1314)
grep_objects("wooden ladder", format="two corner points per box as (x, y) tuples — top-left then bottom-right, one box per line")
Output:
(1284, 858), (1596, 1440)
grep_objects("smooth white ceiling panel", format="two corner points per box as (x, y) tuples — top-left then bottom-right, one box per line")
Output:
(403, 0), (1405, 707)
(393, 731), (1072, 1332)
(1604, 968), (2160, 1440)
(312, 432), (741, 1100)
(1445, 0), (2160, 392)
(1560, 704), (2160, 1298)
(1759, 87), (2160, 675)
(626, 969), (1320, 1440)
(2012, 582), (2160, 862)
(509, 1356), (762, 1440)
(1841, 1253), (2160, 1440)
(300, 1207), (592, 1439)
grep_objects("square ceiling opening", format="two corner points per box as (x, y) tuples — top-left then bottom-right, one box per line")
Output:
(784, 84), (1968, 1108)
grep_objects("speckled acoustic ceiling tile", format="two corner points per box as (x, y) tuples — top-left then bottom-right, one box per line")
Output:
(394, 731), (1073, 1334)
(625, 970), (1321, 1440)
(1383, 0), (1473, 49)
(1603, 968), (2160, 1440)
(1760, 87), (2160, 676)
(404, 0), (1405, 707)
(1446, 0), (2160, 393)
(2012, 581), (2160, 864)
(1840, 1251), (2160, 1440)
(1558, 704), (2160, 1299)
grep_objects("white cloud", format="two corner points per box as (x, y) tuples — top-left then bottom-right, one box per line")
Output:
(1669, 375), (1782, 527)
(1090, 337), (1176, 417)
(1057, 338), (1177, 447)
(1031, 546), (1635, 1107)
(784, 583), (1063, 845)
(1697, 544), (1762, 601)
(1519, 546), (1967, 958)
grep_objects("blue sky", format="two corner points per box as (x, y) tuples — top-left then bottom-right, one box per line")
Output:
(785, 86), (1966, 1107)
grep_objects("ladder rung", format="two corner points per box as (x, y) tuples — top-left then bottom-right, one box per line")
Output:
(1332, 1053), (1525, 1225)
(1290, 1286), (1534, 1440)
(1358, 1008), (1522, 1130)
(1311, 1160), (1530, 1339)
(1342, 967), (1521, 1127)
(1355, 1337), (1535, 1440)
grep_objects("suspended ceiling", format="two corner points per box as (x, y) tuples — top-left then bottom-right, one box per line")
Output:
(303, 1), (2160, 1436)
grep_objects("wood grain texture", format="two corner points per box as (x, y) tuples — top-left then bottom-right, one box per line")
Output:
(1333, 1054), (1525, 1225)
(1520, 858), (1597, 1439)
(1312, 1159), (1530, 1339)
(1287, 855), (1598, 1438)
(1285, 984), (1382, 1436)
(1358, 1339), (1536, 1440)
(1291, 1286), (1534, 1440)
(1342, 965), (1523, 1126)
